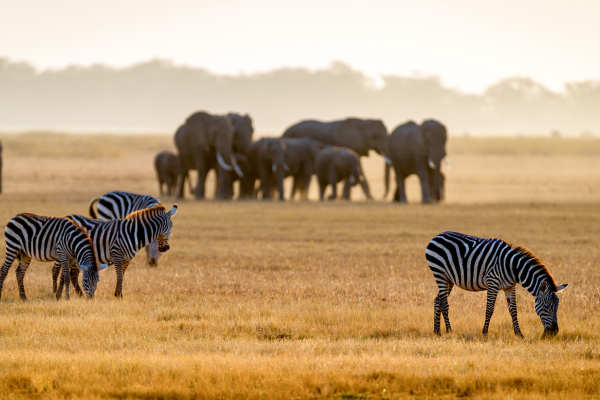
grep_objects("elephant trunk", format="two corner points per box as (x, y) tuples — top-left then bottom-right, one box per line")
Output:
(384, 162), (391, 198)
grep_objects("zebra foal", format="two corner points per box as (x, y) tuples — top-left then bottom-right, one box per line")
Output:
(426, 231), (569, 338)
(54, 204), (177, 298)
(0, 213), (106, 300)
(89, 190), (163, 267)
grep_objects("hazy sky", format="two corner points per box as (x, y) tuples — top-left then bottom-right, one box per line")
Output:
(1, 0), (598, 93)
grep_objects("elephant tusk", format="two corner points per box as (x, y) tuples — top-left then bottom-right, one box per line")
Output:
(272, 163), (277, 172)
(283, 163), (290, 173)
(359, 175), (365, 182)
(231, 155), (244, 178)
(428, 158), (436, 169)
(217, 152), (233, 171)
(383, 155), (393, 166)
(444, 157), (451, 170)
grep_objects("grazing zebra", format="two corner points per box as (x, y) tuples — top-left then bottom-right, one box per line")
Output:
(54, 204), (177, 298)
(426, 231), (569, 338)
(0, 213), (107, 300)
(89, 190), (162, 267)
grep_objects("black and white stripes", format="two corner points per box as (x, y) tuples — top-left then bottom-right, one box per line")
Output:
(426, 231), (569, 337)
(54, 204), (177, 298)
(0, 213), (106, 300)
(89, 190), (163, 266)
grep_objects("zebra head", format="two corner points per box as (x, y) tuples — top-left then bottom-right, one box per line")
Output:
(535, 281), (570, 337)
(71, 224), (108, 299)
(80, 263), (109, 299)
(157, 205), (178, 253)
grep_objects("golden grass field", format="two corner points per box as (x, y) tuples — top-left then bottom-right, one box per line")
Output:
(0, 133), (599, 399)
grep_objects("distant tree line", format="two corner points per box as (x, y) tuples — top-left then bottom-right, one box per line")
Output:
(0, 58), (598, 135)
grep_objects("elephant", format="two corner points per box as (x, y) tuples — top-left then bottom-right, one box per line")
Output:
(240, 138), (288, 201)
(385, 120), (448, 204)
(282, 118), (390, 197)
(280, 137), (328, 200)
(154, 151), (181, 197)
(315, 147), (372, 201)
(214, 113), (254, 199)
(174, 112), (243, 200)
(282, 118), (390, 159)
(0, 140), (3, 194)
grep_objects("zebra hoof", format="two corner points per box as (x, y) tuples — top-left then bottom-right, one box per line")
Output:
(515, 332), (524, 339)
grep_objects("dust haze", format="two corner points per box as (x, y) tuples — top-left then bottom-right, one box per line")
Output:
(1, 58), (598, 136)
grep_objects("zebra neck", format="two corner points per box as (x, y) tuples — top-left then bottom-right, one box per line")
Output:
(509, 250), (547, 296)
(128, 215), (159, 251)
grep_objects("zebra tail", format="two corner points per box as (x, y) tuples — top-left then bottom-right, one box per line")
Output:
(88, 197), (102, 219)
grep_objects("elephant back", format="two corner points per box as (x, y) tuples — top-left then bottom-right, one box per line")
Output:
(282, 120), (338, 145)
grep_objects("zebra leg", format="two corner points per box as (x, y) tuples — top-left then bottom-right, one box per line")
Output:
(15, 254), (31, 301)
(52, 261), (61, 294)
(482, 284), (500, 335)
(114, 257), (125, 298)
(0, 247), (18, 300)
(505, 286), (524, 338)
(442, 283), (454, 332)
(57, 255), (71, 300)
(433, 280), (452, 335)
(70, 263), (83, 297)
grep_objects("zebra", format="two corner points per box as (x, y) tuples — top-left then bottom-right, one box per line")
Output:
(426, 231), (569, 338)
(89, 190), (162, 267)
(0, 213), (107, 300)
(54, 204), (177, 298)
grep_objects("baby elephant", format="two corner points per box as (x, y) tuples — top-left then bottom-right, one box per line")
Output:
(154, 151), (181, 197)
(315, 147), (372, 201)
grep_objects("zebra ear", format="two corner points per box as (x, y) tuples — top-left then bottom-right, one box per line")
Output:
(556, 283), (570, 292)
(98, 263), (109, 271)
(168, 205), (178, 217)
(540, 281), (549, 294)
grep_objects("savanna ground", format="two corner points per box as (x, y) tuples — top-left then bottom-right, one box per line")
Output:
(0, 133), (599, 399)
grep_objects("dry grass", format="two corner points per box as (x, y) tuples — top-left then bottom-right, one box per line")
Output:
(0, 133), (599, 399)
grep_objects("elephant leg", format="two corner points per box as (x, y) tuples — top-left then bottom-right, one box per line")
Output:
(300, 171), (311, 201)
(290, 176), (299, 200)
(327, 171), (338, 200)
(276, 171), (285, 201)
(194, 163), (209, 200)
(342, 179), (352, 200)
(359, 177), (372, 200)
(417, 168), (433, 204)
(215, 166), (228, 200)
(259, 165), (272, 200)
(396, 174), (407, 203)
(318, 177), (327, 201)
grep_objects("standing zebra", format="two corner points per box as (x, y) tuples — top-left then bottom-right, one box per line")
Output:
(54, 204), (177, 298)
(426, 231), (569, 338)
(89, 191), (162, 267)
(0, 213), (107, 300)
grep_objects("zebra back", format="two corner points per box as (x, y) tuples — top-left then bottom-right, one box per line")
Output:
(89, 191), (160, 220)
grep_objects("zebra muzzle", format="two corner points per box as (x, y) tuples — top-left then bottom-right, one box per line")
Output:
(158, 244), (170, 252)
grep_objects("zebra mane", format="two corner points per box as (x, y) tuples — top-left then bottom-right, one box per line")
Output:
(510, 244), (557, 290)
(65, 217), (94, 250)
(124, 204), (166, 220)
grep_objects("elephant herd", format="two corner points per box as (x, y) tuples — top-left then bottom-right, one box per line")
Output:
(154, 112), (448, 203)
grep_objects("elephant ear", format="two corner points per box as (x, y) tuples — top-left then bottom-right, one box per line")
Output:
(335, 119), (364, 148)
(186, 117), (211, 152)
